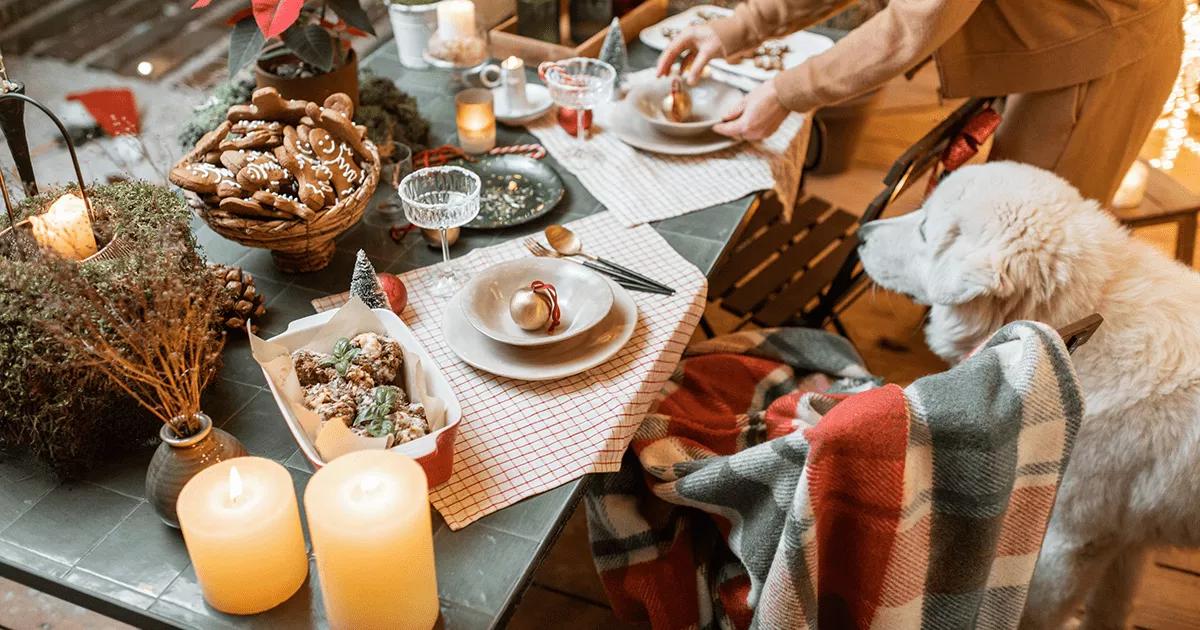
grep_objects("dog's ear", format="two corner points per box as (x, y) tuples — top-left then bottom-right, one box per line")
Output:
(926, 255), (1001, 305)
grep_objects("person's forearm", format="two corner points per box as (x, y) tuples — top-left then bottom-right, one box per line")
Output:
(772, 0), (981, 112)
(709, 0), (854, 57)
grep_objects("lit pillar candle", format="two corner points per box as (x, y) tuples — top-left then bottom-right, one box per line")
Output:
(176, 457), (308, 615)
(456, 88), (496, 154)
(1112, 160), (1149, 208)
(436, 0), (475, 41)
(29, 193), (98, 260)
(500, 56), (529, 112)
(305, 450), (438, 630)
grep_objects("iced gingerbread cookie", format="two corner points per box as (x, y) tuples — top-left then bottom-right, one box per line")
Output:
(228, 87), (308, 124)
(235, 152), (289, 194)
(309, 128), (362, 198)
(169, 162), (233, 195)
(305, 102), (371, 161)
(274, 144), (332, 211)
(219, 196), (291, 220)
(253, 190), (315, 222)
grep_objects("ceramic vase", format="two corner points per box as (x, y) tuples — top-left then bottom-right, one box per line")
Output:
(255, 49), (360, 109)
(146, 413), (248, 528)
(389, 2), (441, 69)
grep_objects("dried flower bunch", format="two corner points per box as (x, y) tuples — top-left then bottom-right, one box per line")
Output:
(0, 182), (223, 473)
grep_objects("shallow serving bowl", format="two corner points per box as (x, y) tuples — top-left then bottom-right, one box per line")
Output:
(630, 77), (743, 137)
(460, 258), (614, 347)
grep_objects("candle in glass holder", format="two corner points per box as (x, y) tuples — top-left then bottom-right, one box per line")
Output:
(29, 193), (97, 261)
(305, 450), (438, 630)
(176, 457), (307, 615)
(499, 56), (529, 112)
(456, 88), (496, 153)
(437, 0), (476, 41)
(1112, 160), (1149, 208)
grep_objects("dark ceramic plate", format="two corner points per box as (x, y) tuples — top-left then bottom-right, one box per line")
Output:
(459, 155), (565, 229)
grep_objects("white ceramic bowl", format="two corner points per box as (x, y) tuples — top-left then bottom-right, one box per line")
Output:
(460, 258), (614, 347)
(630, 77), (743, 137)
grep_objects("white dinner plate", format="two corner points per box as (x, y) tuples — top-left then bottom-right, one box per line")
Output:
(460, 258), (614, 347)
(494, 83), (554, 126)
(638, 5), (835, 83)
(601, 97), (740, 156)
(443, 279), (638, 381)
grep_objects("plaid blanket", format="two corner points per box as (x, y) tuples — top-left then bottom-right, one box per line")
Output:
(586, 322), (1083, 629)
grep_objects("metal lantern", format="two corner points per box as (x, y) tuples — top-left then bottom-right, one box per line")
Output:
(0, 90), (130, 264)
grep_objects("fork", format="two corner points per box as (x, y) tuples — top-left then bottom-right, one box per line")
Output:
(522, 239), (674, 295)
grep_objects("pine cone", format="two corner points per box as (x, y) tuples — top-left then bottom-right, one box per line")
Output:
(209, 263), (267, 333)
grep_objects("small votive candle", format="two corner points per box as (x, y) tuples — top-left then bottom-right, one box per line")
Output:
(437, 0), (475, 41)
(456, 88), (496, 153)
(305, 450), (438, 630)
(1112, 160), (1149, 208)
(500, 56), (529, 112)
(29, 193), (98, 261)
(176, 457), (308, 615)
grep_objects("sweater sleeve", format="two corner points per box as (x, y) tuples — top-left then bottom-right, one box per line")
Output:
(771, 0), (982, 112)
(708, 0), (854, 58)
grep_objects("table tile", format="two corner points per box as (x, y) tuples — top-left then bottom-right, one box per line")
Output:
(283, 448), (316, 475)
(259, 283), (327, 337)
(159, 560), (326, 629)
(195, 224), (252, 267)
(88, 447), (154, 500)
(233, 248), (290, 286)
(0, 483), (138, 566)
(0, 539), (70, 579)
(655, 230), (726, 275)
(75, 502), (189, 597)
(0, 464), (58, 532)
(438, 600), (495, 629)
(338, 218), (412, 265)
(149, 599), (239, 630)
(200, 378), (262, 426)
(433, 523), (539, 615)
(280, 246), (362, 296)
(216, 338), (269, 389)
(63, 568), (157, 610)
(655, 200), (751, 243)
(218, 391), (295, 462)
(474, 483), (580, 542)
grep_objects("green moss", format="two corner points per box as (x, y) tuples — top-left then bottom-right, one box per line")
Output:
(0, 182), (219, 477)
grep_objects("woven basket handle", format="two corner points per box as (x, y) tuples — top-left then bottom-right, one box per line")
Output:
(0, 92), (92, 229)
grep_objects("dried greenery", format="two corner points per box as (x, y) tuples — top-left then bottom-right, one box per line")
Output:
(0, 182), (223, 474)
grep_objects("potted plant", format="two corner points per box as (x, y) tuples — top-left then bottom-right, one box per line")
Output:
(192, 0), (376, 106)
(386, 0), (442, 69)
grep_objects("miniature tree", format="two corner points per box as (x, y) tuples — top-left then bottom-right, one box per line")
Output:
(599, 18), (629, 88)
(350, 249), (388, 309)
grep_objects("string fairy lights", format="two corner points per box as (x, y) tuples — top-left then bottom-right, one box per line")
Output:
(1149, 0), (1200, 171)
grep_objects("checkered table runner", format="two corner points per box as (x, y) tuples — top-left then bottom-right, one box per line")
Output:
(526, 69), (810, 227)
(372, 212), (707, 529)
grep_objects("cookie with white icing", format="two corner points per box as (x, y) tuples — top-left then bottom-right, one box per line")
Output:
(308, 128), (362, 198)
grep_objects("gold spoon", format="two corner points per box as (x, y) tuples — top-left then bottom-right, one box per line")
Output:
(544, 225), (675, 294)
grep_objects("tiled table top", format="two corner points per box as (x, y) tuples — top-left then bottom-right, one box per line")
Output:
(0, 43), (761, 629)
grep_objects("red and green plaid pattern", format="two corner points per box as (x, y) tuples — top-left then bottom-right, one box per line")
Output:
(586, 323), (1082, 629)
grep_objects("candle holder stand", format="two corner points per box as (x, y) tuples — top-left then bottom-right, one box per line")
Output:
(0, 92), (132, 265)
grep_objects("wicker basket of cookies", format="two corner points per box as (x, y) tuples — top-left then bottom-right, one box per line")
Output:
(171, 88), (380, 273)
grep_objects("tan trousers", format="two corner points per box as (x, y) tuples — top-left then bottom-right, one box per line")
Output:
(989, 23), (1184, 204)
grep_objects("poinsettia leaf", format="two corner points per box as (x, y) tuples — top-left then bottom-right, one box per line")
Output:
(325, 0), (376, 36)
(281, 23), (334, 72)
(191, 0), (214, 8)
(251, 0), (305, 39)
(228, 17), (265, 77)
(225, 7), (254, 27)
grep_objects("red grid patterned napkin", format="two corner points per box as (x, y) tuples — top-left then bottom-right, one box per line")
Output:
(394, 212), (707, 529)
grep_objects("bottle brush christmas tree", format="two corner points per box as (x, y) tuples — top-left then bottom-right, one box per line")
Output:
(350, 249), (388, 309)
(599, 18), (629, 89)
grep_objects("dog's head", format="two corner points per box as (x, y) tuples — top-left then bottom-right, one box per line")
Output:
(858, 161), (1118, 312)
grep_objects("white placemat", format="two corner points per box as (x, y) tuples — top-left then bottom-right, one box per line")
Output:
(526, 69), (810, 226)
(396, 212), (707, 529)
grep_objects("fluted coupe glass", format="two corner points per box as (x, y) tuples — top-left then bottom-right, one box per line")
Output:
(540, 57), (615, 166)
(398, 166), (481, 296)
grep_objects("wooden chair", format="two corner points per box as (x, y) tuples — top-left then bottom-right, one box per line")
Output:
(703, 97), (1002, 339)
(1110, 163), (1200, 266)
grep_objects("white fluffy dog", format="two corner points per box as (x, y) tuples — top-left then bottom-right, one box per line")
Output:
(858, 161), (1200, 630)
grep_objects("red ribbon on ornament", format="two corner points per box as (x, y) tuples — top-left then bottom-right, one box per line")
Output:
(926, 107), (1002, 194)
(530, 280), (561, 333)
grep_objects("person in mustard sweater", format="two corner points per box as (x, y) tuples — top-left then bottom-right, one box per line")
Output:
(658, 0), (1185, 204)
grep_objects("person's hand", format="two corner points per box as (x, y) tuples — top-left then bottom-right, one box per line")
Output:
(656, 25), (723, 85)
(712, 80), (790, 141)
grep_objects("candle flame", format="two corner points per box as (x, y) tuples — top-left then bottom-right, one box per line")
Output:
(229, 465), (244, 504)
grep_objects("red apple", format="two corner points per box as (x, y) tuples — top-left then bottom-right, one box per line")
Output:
(376, 273), (408, 315)
(557, 106), (593, 136)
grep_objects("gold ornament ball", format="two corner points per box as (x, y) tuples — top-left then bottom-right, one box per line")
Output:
(422, 227), (460, 248)
(509, 287), (551, 331)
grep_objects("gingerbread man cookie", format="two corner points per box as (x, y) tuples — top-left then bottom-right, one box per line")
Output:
(219, 196), (292, 220)
(169, 162), (233, 195)
(183, 120), (231, 164)
(274, 145), (332, 211)
(323, 93), (354, 118)
(305, 102), (371, 161)
(308, 128), (362, 198)
(228, 88), (308, 124)
(253, 190), (315, 222)
(231, 120), (284, 135)
(235, 152), (290, 194)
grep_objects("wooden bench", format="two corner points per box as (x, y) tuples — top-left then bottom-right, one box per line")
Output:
(1111, 164), (1200, 266)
